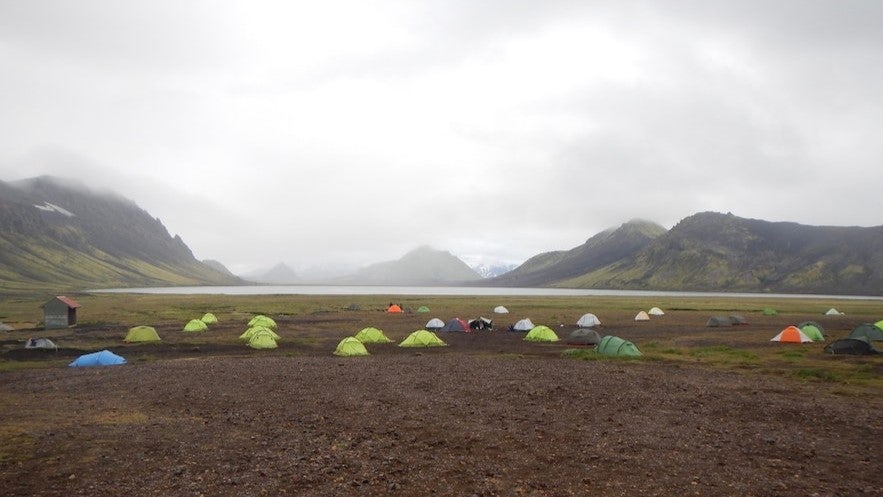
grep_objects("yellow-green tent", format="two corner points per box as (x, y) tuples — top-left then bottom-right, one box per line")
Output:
(248, 315), (277, 329)
(124, 326), (161, 343)
(247, 329), (278, 349)
(200, 313), (218, 324)
(354, 327), (392, 344)
(398, 330), (447, 348)
(524, 325), (560, 342)
(334, 337), (370, 356)
(183, 319), (208, 332)
(239, 325), (280, 342)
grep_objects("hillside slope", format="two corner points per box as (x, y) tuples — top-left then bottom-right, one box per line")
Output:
(486, 219), (667, 287)
(557, 212), (883, 295)
(339, 246), (482, 285)
(0, 176), (241, 290)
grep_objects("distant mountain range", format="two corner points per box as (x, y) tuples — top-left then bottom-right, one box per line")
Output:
(3, 176), (881, 295)
(0, 176), (240, 291)
(484, 213), (883, 296)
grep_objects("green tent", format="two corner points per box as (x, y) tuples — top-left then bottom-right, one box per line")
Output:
(798, 321), (825, 342)
(200, 313), (218, 324)
(524, 325), (560, 343)
(875, 320), (883, 330)
(763, 307), (778, 316)
(183, 319), (208, 332)
(124, 325), (161, 343)
(354, 327), (392, 344)
(596, 335), (642, 357)
(334, 337), (370, 356)
(248, 315), (277, 329)
(416, 306), (430, 313)
(247, 329), (278, 349)
(398, 330), (447, 348)
(239, 325), (280, 342)
(849, 323), (883, 342)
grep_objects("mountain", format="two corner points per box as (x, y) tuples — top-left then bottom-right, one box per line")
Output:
(248, 262), (300, 284)
(339, 246), (482, 285)
(550, 212), (883, 295)
(471, 262), (518, 279)
(0, 176), (241, 290)
(486, 219), (667, 287)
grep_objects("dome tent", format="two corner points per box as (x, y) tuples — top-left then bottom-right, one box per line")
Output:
(69, 350), (126, 367)
(25, 337), (58, 350)
(648, 307), (665, 316)
(200, 313), (218, 324)
(797, 321), (825, 342)
(239, 326), (280, 342)
(567, 328), (602, 346)
(824, 337), (879, 355)
(247, 329), (278, 349)
(398, 330), (447, 348)
(125, 326), (161, 343)
(440, 318), (470, 332)
(524, 326), (559, 343)
(334, 337), (370, 356)
(576, 313), (601, 328)
(416, 306), (430, 313)
(183, 319), (208, 332)
(848, 323), (883, 342)
(634, 311), (650, 321)
(770, 326), (813, 343)
(494, 306), (509, 314)
(511, 318), (535, 332)
(354, 327), (392, 343)
(248, 315), (277, 329)
(424, 318), (445, 331)
(596, 336), (642, 357)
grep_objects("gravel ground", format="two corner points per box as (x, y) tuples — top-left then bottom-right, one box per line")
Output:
(1, 349), (881, 497)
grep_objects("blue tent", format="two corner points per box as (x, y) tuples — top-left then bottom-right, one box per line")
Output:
(69, 350), (127, 367)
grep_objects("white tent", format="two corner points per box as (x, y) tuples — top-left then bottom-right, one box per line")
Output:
(824, 308), (844, 316)
(576, 313), (601, 328)
(634, 311), (650, 321)
(494, 306), (509, 314)
(512, 318), (535, 331)
(648, 307), (665, 316)
(425, 318), (445, 331)
(25, 337), (58, 350)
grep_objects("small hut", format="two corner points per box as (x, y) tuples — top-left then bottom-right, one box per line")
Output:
(43, 296), (81, 329)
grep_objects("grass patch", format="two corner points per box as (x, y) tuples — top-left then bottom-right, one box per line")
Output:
(0, 428), (37, 464)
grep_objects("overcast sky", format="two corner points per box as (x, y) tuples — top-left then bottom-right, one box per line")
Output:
(1, 1), (881, 274)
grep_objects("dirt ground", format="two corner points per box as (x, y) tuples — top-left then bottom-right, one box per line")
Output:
(1, 308), (882, 496)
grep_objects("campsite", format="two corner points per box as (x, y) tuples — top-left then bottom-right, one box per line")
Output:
(0, 292), (881, 496)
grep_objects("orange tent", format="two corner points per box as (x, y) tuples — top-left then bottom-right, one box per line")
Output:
(386, 304), (403, 314)
(770, 326), (813, 343)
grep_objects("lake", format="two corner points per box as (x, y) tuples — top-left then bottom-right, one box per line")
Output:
(87, 285), (883, 300)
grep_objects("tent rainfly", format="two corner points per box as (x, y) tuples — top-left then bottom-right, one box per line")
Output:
(567, 328), (602, 346)
(69, 350), (126, 367)
(386, 304), (403, 314)
(848, 323), (883, 342)
(354, 327), (392, 343)
(183, 319), (208, 332)
(248, 315), (277, 329)
(634, 311), (650, 321)
(424, 318), (445, 331)
(577, 313), (601, 328)
(334, 337), (370, 356)
(797, 321), (825, 342)
(648, 307), (665, 316)
(824, 337), (879, 355)
(239, 325), (280, 342)
(770, 326), (813, 343)
(399, 330), (447, 348)
(494, 306), (509, 314)
(511, 318), (535, 332)
(200, 313), (218, 324)
(247, 329), (278, 349)
(125, 326), (161, 343)
(440, 318), (470, 332)
(596, 336), (642, 357)
(524, 326), (559, 343)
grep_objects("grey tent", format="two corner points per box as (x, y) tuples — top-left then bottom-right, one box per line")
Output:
(440, 318), (469, 332)
(511, 318), (535, 332)
(824, 337), (879, 355)
(848, 323), (883, 342)
(567, 328), (602, 346)
(729, 315), (748, 325)
(707, 316), (732, 327)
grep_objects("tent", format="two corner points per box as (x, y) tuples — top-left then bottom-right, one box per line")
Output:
(25, 337), (57, 350)
(69, 350), (126, 367)
(183, 319), (208, 332)
(524, 325), (560, 343)
(200, 313), (218, 324)
(648, 307), (665, 316)
(494, 306), (509, 314)
(124, 326), (161, 343)
(797, 321), (825, 342)
(334, 337), (370, 356)
(634, 311), (650, 321)
(416, 306), (430, 313)
(469, 317), (493, 331)
(729, 315), (749, 326)
(239, 325), (280, 342)
(440, 318), (470, 332)
(824, 308), (844, 316)
(247, 329), (278, 349)
(848, 323), (883, 342)
(876, 319), (883, 330)
(424, 318), (445, 331)
(386, 304), (403, 314)
(398, 330), (447, 348)
(577, 313), (601, 328)
(511, 318), (535, 332)
(770, 326), (813, 343)
(596, 336), (642, 357)
(824, 337), (879, 355)
(706, 317), (731, 327)
(248, 315), (277, 329)
(763, 307), (778, 316)
(567, 328), (602, 346)
(0, 322), (14, 331)
(354, 327), (392, 343)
